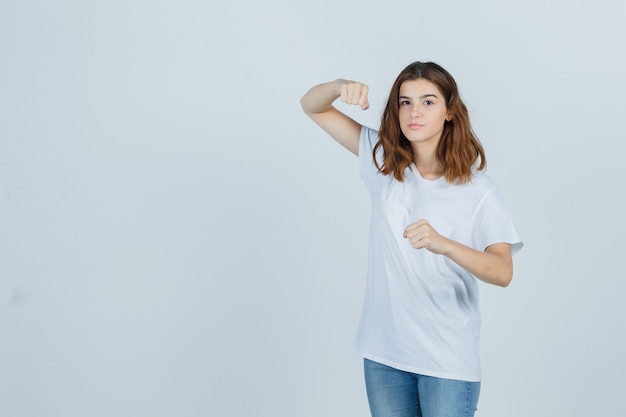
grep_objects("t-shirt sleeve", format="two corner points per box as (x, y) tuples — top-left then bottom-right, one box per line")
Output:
(359, 125), (382, 186)
(472, 187), (524, 256)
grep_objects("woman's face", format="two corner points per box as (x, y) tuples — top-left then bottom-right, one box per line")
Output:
(398, 78), (450, 146)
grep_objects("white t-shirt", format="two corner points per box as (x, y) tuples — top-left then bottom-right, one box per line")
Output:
(355, 126), (523, 382)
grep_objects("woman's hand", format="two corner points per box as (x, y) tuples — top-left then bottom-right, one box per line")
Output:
(336, 79), (370, 110)
(403, 219), (449, 254)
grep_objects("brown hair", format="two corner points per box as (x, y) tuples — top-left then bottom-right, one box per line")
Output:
(374, 61), (485, 184)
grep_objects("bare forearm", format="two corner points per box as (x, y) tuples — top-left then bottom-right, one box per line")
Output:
(404, 220), (513, 287)
(442, 240), (513, 287)
(300, 80), (342, 115)
(300, 79), (368, 155)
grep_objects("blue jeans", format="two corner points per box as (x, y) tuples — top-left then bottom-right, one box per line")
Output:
(364, 359), (480, 417)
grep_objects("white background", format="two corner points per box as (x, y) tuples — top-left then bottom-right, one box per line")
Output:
(1, 1), (625, 416)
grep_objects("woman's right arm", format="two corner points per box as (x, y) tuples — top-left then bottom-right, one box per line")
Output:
(300, 79), (370, 156)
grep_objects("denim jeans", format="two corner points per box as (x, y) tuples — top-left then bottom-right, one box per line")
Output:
(364, 359), (480, 417)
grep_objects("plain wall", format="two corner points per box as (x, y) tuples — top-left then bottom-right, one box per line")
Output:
(1, 0), (625, 416)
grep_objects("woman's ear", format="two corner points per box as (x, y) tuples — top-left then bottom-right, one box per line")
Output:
(445, 103), (454, 121)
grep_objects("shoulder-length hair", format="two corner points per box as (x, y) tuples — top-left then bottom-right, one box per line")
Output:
(374, 61), (485, 184)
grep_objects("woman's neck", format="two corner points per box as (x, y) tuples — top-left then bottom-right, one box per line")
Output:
(412, 144), (443, 180)
(415, 162), (444, 180)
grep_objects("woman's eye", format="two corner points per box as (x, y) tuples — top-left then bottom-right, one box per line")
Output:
(424, 100), (434, 106)
(400, 100), (410, 106)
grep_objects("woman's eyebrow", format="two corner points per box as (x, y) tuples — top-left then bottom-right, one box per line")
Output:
(398, 94), (439, 100)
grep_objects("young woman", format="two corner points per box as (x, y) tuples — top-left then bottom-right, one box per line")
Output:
(300, 61), (523, 417)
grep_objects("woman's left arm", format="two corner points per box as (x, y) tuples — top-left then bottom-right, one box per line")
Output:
(404, 219), (513, 287)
